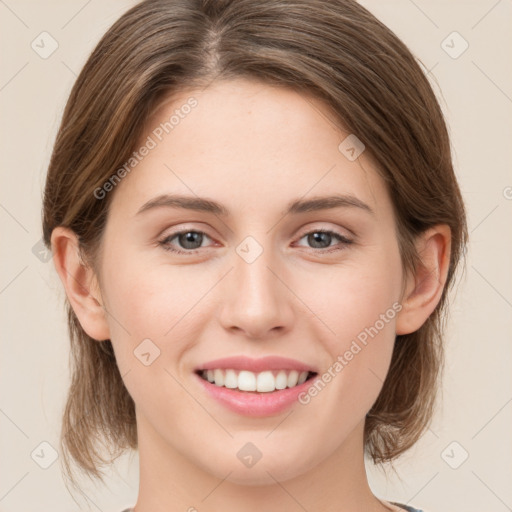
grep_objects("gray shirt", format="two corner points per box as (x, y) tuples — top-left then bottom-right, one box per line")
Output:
(121, 503), (424, 511)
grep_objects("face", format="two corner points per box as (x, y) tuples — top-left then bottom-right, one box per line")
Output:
(94, 78), (405, 485)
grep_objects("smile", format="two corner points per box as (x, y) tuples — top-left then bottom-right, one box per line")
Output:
(193, 355), (320, 416)
(197, 368), (317, 393)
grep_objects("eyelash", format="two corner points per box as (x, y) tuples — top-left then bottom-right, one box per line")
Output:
(157, 228), (353, 255)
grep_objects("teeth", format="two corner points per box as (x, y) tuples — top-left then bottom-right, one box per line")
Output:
(287, 370), (299, 387)
(224, 369), (238, 389)
(256, 371), (274, 392)
(213, 369), (224, 387)
(238, 370), (256, 391)
(200, 369), (311, 392)
(297, 371), (308, 385)
(275, 370), (288, 389)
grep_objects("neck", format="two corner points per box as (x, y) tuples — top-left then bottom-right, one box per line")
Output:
(133, 413), (393, 512)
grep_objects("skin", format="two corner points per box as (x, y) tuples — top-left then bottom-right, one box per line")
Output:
(52, 78), (451, 512)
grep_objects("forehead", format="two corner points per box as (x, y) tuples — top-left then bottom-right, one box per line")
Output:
(109, 78), (391, 220)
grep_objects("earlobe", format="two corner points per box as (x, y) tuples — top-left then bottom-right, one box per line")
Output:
(50, 227), (111, 341)
(395, 225), (452, 335)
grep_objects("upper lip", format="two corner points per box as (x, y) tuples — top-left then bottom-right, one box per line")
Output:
(195, 356), (318, 374)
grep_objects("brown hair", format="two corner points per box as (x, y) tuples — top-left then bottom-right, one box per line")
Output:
(42, 0), (468, 492)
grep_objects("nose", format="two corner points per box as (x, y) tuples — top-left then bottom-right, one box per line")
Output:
(218, 241), (295, 340)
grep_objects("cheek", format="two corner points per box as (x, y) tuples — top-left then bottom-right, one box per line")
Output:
(300, 242), (403, 404)
(305, 246), (402, 352)
(98, 257), (205, 418)
(296, 271), (401, 441)
(101, 252), (206, 337)
(99, 251), (222, 383)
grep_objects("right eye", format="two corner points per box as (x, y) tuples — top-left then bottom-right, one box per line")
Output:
(158, 230), (215, 254)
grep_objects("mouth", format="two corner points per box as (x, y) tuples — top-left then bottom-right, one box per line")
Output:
(195, 368), (318, 393)
(193, 355), (320, 416)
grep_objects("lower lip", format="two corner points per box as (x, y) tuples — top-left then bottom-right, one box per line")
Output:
(194, 372), (318, 417)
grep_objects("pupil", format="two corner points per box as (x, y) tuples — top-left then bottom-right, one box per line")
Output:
(180, 231), (202, 249)
(309, 232), (330, 248)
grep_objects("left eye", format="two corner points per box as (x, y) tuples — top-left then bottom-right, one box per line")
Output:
(159, 230), (213, 253)
(295, 229), (353, 252)
(158, 229), (353, 254)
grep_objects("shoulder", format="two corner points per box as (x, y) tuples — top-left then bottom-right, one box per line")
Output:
(392, 503), (425, 512)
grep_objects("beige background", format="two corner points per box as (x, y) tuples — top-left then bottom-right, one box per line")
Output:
(1, 1), (511, 511)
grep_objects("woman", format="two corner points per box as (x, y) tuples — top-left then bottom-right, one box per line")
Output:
(42, 0), (468, 510)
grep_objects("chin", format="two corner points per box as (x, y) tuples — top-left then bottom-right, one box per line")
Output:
(200, 450), (314, 487)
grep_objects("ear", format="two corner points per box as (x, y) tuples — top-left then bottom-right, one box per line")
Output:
(50, 226), (110, 341)
(395, 224), (451, 335)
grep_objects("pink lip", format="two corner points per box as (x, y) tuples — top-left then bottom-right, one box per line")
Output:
(195, 355), (317, 373)
(194, 372), (319, 417)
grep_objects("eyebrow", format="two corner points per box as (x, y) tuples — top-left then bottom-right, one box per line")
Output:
(136, 193), (375, 217)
